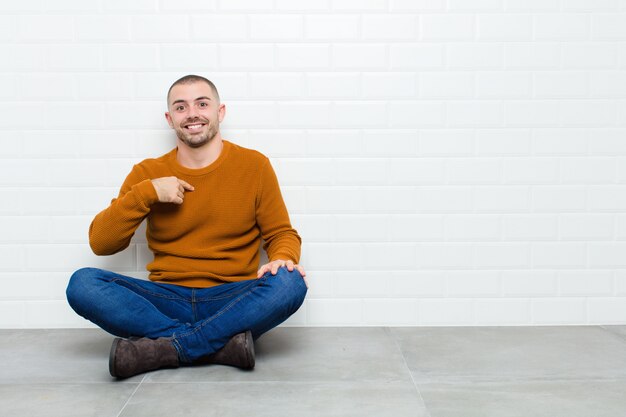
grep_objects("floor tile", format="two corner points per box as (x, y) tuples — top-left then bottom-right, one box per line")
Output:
(600, 325), (626, 341)
(390, 326), (626, 383)
(120, 381), (427, 417)
(5, 326), (626, 417)
(0, 329), (140, 383)
(419, 380), (626, 417)
(0, 382), (138, 417)
(146, 327), (413, 383)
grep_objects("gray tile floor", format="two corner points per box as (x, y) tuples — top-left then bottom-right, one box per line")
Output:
(2, 326), (626, 416)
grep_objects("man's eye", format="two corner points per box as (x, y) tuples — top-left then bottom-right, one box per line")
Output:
(176, 106), (184, 111)
(199, 102), (207, 107)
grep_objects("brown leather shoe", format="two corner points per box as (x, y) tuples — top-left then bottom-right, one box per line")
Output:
(109, 337), (179, 379)
(197, 330), (255, 370)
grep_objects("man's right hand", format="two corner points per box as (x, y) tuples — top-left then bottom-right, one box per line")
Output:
(151, 177), (194, 205)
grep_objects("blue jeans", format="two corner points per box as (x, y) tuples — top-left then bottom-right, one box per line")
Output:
(66, 267), (307, 363)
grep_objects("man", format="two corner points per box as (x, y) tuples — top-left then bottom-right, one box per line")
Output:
(66, 75), (308, 379)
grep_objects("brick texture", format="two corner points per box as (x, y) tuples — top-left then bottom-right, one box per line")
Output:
(2, 2), (626, 327)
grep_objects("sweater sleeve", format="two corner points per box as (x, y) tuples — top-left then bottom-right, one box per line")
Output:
(255, 158), (302, 263)
(89, 165), (159, 256)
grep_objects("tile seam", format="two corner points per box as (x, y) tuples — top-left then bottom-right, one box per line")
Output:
(114, 374), (146, 417)
(385, 326), (434, 417)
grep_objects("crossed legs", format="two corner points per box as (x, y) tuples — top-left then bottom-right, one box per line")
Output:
(66, 267), (307, 374)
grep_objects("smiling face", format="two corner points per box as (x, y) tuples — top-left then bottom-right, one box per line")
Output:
(165, 81), (225, 149)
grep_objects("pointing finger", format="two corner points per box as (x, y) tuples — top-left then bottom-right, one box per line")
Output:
(178, 179), (195, 191)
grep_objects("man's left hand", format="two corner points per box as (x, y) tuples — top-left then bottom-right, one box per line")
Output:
(257, 259), (308, 288)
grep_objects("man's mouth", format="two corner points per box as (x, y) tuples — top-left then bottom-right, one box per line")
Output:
(184, 123), (206, 131)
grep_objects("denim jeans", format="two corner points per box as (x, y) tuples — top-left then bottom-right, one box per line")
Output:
(66, 266), (307, 363)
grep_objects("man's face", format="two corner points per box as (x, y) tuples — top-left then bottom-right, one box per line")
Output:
(165, 82), (225, 149)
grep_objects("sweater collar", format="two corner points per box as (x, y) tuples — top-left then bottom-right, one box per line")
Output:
(169, 139), (232, 176)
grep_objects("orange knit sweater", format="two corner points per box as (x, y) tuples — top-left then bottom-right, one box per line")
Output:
(89, 140), (301, 288)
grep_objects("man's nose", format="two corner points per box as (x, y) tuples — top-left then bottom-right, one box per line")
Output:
(186, 106), (199, 118)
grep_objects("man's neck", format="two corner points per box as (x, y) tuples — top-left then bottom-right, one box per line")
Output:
(176, 136), (224, 169)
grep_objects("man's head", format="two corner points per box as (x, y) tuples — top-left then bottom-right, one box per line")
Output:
(166, 75), (220, 105)
(165, 75), (225, 149)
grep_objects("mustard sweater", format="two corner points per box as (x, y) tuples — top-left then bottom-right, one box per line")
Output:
(89, 140), (301, 288)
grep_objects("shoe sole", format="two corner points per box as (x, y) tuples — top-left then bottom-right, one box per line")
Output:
(109, 337), (121, 377)
(244, 330), (255, 369)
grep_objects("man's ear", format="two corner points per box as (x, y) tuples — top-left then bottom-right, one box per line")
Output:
(164, 111), (174, 128)
(218, 104), (226, 123)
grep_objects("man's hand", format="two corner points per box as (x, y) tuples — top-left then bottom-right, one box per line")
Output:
(151, 176), (194, 205)
(257, 259), (308, 288)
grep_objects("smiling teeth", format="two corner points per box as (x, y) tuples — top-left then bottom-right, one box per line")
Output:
(187, 124), (202, 130)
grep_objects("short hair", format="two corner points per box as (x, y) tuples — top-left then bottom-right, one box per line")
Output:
(167, 74), (220, 105)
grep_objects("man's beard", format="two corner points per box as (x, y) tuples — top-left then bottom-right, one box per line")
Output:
(175, 120), (219, 149)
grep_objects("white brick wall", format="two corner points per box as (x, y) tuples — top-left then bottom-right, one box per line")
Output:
(2, 2), (626, 328)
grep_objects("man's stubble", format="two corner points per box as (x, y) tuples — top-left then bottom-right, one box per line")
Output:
(175, 118), (219, 149)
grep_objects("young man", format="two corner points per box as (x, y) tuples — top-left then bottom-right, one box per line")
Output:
(66, 75), (308, 379)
